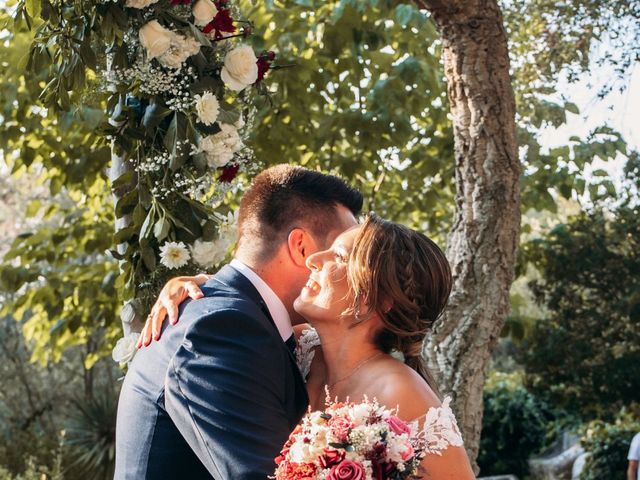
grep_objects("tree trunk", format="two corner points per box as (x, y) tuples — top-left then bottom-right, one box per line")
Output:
(417, 0), (521, 472)
(108, 134), (142, 337)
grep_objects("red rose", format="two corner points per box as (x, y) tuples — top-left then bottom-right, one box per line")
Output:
(218, 163), (239, 182)
(327, 460), (365, 480)
(204, 7), (236, 39)
(255, 55), (271, 84)
(319, 448), (346, 468)
(254, 51), (276, 84)
(371, 460), (394, 480)
(385, 415), (411, 436)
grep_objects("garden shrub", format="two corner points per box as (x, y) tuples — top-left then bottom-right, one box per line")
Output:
(478, 372), (555, 478)
(579, 413), (640, 480)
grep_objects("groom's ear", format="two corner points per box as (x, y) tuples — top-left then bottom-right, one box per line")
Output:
(287, 228), (315, 267)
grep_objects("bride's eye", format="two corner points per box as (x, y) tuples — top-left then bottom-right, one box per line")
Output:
(334, 249), (348, 264)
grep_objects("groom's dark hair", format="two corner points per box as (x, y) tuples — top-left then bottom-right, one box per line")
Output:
(237, 164), (362, 262)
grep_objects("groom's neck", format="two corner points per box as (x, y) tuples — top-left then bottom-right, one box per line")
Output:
(233, 249), (304, 324)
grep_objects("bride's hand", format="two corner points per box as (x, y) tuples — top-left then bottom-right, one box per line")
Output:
(137, 273), (212, 348)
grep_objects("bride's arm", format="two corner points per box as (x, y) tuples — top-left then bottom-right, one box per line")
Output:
(417, 441), (475, 479)
(136, 273), (212, 348)
(376, 377), (476, 480)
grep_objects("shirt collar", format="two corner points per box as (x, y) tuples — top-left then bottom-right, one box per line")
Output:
(229, 258), (293, 341)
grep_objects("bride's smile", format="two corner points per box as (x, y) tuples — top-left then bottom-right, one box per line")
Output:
(293, 226), (360, 322)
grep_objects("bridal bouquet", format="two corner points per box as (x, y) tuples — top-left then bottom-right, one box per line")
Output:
(273, 398), (426, 480)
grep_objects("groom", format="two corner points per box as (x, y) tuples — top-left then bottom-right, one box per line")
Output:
(115, 165), (362, 479)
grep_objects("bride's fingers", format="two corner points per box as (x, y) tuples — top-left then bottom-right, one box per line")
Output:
(137, 315), (153, 348)
(151, 305), (168, 340)
(165, 299), (180, 326)
(185, 281), (204, 300)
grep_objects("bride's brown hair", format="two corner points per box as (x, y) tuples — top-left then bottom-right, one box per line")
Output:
(346, 213), (452, 397)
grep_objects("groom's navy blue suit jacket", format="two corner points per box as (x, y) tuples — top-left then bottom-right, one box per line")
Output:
(114, 265), (308, 479)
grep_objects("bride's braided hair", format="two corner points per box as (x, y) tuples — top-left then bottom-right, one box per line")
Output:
(346, 213), (452, 397)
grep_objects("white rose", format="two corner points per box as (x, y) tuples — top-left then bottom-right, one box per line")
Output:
(193, 0), (218, 27)
(139, 20), (173, 59)
(220, 45), (259, 91)
(288, 440), (317, 463)
(194, 92), (220, 126)
(349, 403), (372, 426)
(199, 123), (243, 168)
(112, 333), (140, 364)
(125, 0), (159, 8)
(158, 34), (201, 69)
(190, 238), (229, 268)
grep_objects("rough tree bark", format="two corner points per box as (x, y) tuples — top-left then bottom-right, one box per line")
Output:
(415, 0), (521, 472)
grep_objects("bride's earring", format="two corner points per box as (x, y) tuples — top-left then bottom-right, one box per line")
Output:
(354, 293), (371, 323)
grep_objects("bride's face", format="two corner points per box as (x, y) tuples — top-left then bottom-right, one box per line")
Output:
(293, 226), (361, 323)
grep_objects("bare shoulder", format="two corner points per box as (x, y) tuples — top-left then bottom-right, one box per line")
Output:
(368, 357), (441, 421)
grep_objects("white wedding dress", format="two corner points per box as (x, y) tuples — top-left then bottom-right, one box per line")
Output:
(294, 328), (464, 454)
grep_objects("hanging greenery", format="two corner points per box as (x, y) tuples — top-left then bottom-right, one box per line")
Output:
(13, 0), (279, 349)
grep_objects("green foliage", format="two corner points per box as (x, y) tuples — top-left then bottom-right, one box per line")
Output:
(0, 184), (120, 363)
(0, 454), (64, 480)
(505, 0), (636, 213)
(522, 156), (640, 417)
(579, 414), (640, 480)
(0, 313), (119, 477)
(64, 391), (118, 480)
(244, 0), (455, 235)
(478, 372), (555, 478)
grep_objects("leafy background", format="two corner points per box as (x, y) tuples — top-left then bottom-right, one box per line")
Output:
(0, 0), (639, 478)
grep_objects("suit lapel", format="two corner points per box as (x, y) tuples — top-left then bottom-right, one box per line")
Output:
(207, 265), (309, 411)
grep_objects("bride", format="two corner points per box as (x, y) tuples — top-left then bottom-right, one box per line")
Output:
(142, 214), (475, 479)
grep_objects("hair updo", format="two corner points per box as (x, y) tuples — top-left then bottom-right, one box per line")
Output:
(346, 213), (452, 395)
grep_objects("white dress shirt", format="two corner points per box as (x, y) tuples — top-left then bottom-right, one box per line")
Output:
(229, 259), (293, 342)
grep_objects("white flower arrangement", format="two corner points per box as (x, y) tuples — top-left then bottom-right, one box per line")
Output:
(104, 0), (279, 368)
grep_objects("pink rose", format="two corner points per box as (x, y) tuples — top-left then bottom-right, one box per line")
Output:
(400, 441), (414, 461)
(385, 415), (411, 436)
(327, 460), (365, 480)
(329, 416), (354, 443)
(320, 448), (346, 468)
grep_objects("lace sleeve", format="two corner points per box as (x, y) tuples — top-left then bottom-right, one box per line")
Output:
(295, 328), (321, 380)
(420, 396), (464, 455)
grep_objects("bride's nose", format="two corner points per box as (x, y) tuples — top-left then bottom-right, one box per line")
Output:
(306, 251), (322, 271)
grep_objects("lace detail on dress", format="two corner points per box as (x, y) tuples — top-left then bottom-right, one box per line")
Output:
(295, 328), (321, 380)
(419, 396), (464, 455)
